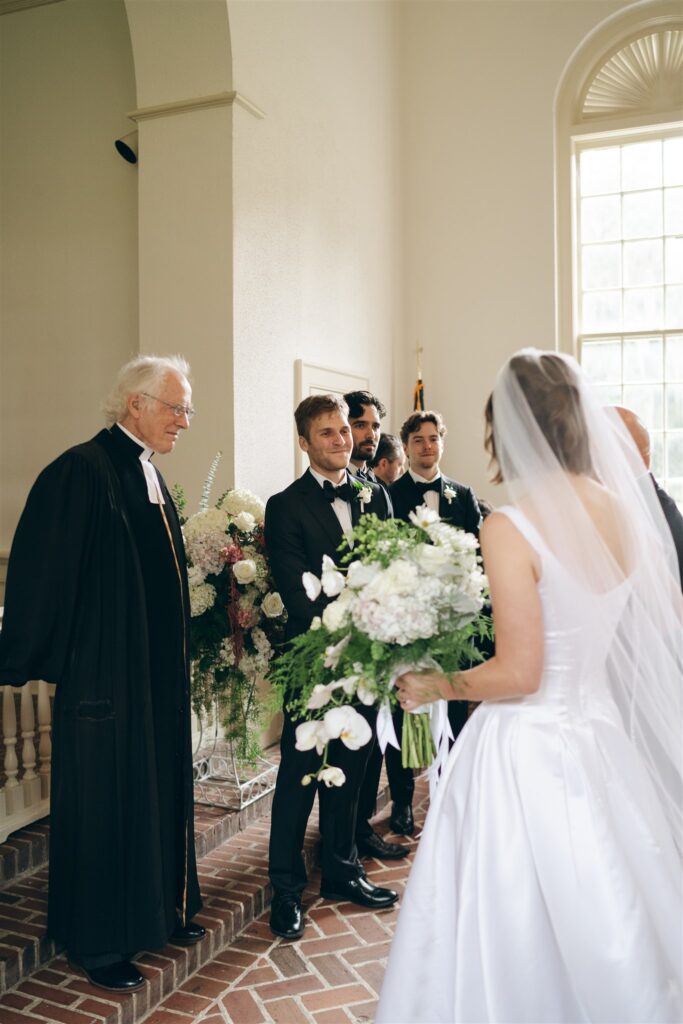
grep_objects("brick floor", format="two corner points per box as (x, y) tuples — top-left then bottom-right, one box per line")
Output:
(0, 773), (428, 1024)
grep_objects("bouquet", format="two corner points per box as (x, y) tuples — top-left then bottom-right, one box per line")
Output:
(269, 506), (491, 786)
(178, 465), (286, 763)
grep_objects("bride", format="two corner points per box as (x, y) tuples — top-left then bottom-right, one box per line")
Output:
(376, 350), (682, 1024)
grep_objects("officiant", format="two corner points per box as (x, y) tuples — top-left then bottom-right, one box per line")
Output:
(0, 355), (204, 993)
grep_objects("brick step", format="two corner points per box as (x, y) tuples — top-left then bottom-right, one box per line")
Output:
(0, 772), (392, 1023)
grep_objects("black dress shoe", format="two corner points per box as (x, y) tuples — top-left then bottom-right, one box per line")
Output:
(390, 803), (415, 836)
(320, 874), (398, 908)
(170, 920), (206, 946)
(357, 830), (409, 860)
(270, 892), (304, 940)
(70, 960), (144, 992)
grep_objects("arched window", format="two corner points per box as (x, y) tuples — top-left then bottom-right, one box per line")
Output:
(556, 5), (683, 504)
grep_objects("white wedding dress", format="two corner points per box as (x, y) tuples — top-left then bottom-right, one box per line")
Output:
(376, 506), (682, 1024)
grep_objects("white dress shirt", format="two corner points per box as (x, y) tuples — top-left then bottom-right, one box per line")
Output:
(310, 467), (353, 540)
(116, 423), (165, 505)
(409, 468), (441, 513)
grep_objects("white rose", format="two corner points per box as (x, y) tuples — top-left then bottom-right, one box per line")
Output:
(323, 706), (372, 750)
(414, 543), (454, 577)
(302, 572), (322, 602)
(262, 592), (284, 618)
(321, 555), (346, 598)
(318, 766), (346, 787)
(233, 559), (257, 584)
(295, 720), (329, 755)
(233, 511), (256, 533)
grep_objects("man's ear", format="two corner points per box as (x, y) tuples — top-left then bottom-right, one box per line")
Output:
(298, 435), (309, 453)
(127, 393), (142, 420)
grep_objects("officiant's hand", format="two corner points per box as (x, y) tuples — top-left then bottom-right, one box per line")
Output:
(396, 671), (444, 708)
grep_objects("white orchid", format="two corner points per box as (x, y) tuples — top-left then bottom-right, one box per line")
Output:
(318, 766), (346, 787)
(310, 616), (322, 631)
(302, 571), (322, 602)
(306, 683), (336, 710)
(356, 679), (377, 706)
(323, 706), (372, 750)
(295, 719), (329, 755)
(321, 555), (346, 597)
(322, 588), (353, 632)
(324, 633), (351, 669)
(346, 559), (381, 589)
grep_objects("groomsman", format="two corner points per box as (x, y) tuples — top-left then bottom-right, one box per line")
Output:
(388, 409), (482, 836)
(370, 433), (406, 488)
(265, 394), (399, 941)
(343, 391), (407, 862)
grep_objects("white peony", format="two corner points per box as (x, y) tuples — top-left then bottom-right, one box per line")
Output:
(318, 766), (346, 787)
(233, 559), (257, 585)
(262, 592), (284, 618)
(302, 572), (322, 602)
(323, 706), (372, 750)
(233, 511), (256, 533)
(295, 719), (329, 755)
(321, 555), (345, 598)
(414, 543), (455, 577)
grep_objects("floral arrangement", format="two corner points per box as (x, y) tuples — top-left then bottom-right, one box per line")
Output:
(269, 507), (491, 786)
(179, 467), (286, 763)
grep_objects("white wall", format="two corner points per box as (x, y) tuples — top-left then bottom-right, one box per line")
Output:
(0, 0), (138, 560)
(396, 0), (630, 504)
(228, 0), (400, 501)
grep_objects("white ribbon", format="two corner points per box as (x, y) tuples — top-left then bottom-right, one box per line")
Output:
(375, 663), (454, 797)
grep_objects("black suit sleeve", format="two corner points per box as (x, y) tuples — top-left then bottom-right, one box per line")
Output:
(264, 491), (328, 629)
(462, 486), (482, 537)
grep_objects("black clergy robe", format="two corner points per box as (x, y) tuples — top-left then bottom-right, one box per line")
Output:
(0, 426), (201, 957)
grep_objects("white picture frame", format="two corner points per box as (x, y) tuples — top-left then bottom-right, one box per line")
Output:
(294, 360), (369, 476)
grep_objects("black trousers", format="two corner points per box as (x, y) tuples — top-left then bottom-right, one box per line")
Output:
(269, 705), (376, 895)
(385, 701), (470, 807)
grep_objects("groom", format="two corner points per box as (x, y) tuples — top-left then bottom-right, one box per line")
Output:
(264, 394), (398, 941)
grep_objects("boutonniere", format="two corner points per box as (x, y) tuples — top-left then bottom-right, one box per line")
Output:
(352, 479), (373, 512)
(444, 485), (456, 505)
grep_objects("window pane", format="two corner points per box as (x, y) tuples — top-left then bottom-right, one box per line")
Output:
(665, 237), (683, 285)
(622, 384), (663, 428)
(582, 244), (621, 290)
(622, 190), (662, 239)
(623, 287), (663, 330)
(623, 239), (662, 286)
(666, 432), (683, 476)
(663, 137), (683, 187)
(651, 432), (664, 477)
(621, 140), (662, 192)
(593, 383), (623, 406)
(666, 385), (683, 429)
(582, 341), (621, 384)
(580, 147), (620, 196)
(666, 478), (683, 506)
(664, 187), (683, 235)
(665, 335), (683, 381)
(583, 291), (622, 332)
(666, 286), (683, 328)
(581, 195), (621, 242)
(623, 336), (662, 383)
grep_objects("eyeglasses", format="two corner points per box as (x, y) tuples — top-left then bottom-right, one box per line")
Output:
(142, 392), (196, 420)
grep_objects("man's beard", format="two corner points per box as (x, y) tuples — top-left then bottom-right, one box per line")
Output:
(352, 443), (376, 463)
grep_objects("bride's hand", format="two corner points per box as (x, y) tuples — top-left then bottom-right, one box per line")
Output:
(396, 671), (444, 709)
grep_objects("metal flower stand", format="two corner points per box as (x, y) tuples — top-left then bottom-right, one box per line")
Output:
(192, 701), (278, 811)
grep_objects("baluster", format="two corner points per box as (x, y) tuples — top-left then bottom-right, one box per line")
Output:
(3, 685), (21, 815)
(21, 686), (37, 780)
(37, 681), (52, 799)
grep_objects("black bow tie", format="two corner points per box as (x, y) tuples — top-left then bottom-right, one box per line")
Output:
(415, 480), (441, 497)
(322, 479), (356, 504)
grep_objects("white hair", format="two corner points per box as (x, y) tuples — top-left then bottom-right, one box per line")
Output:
(102, 354), (192, 427)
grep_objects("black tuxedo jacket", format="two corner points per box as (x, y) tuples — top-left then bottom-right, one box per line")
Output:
(652, 475), (683, 591)
(390, 470), (481, 536)
(265, 468), (391, 640)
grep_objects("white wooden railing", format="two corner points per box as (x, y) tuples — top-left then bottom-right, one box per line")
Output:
(0, 608), (53, 843)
